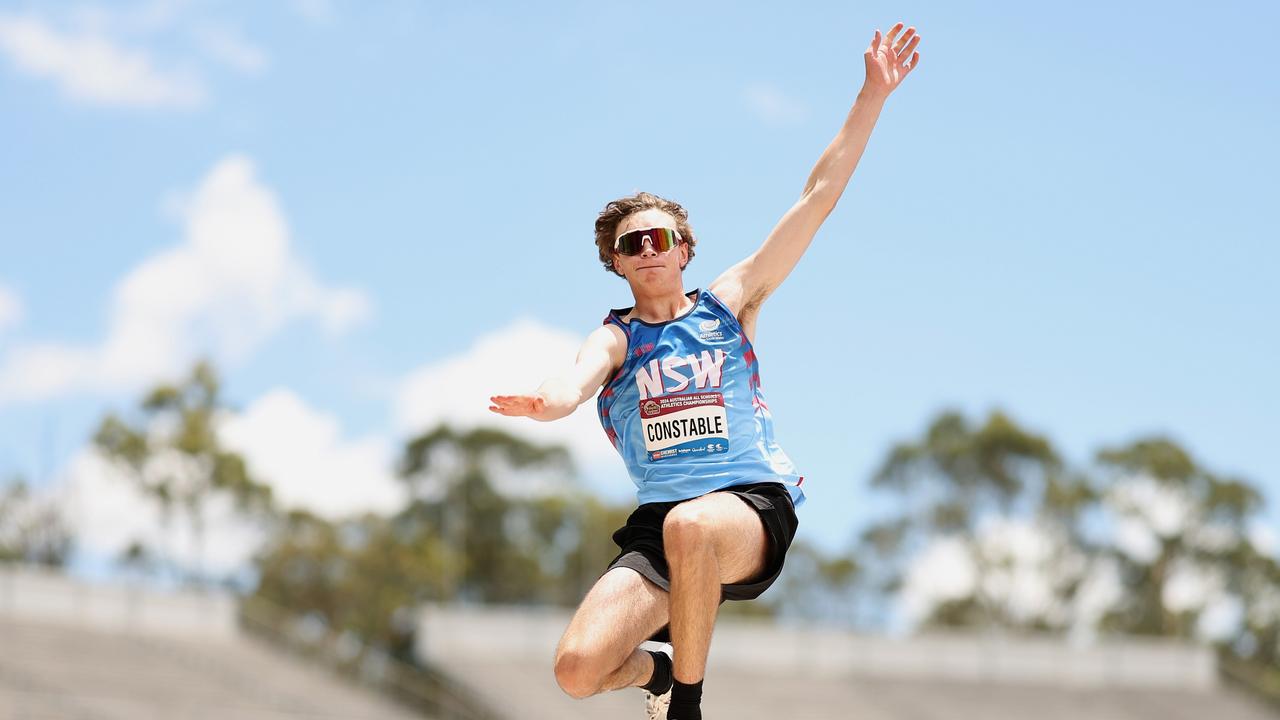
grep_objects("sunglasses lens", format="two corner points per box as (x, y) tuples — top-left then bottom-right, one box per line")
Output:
(652, 228), (677, 252)
(614, 231), (641, 255)
(615, 228), (679, 255)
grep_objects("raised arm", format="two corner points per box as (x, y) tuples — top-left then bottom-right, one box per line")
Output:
(489, 323), (627, 422)
(710, 23), (921, 325)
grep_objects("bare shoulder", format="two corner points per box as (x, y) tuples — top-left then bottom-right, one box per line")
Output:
(594, 320), (627, 343)
(583, 321), (628, 367)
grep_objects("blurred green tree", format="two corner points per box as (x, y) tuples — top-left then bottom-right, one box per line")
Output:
(249, 508), (453, 658)
(1094, 438), (1277, 640)
(859, 413), (1279, 699)
(93, 360), (273, 584)
(250, 424), (634, 652)
(0, 475), (72, 567)
(397, 424), (575, 603)
(1092, 437), (1280, 699)
(859, 409), (1091, 631)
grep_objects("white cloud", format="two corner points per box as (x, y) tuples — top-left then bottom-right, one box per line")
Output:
(1106, 474), (1197, 566)
(62, 447), (266, 577)
(974, 518), (1072, 626)
(900, 519), (1111, 633)
(68, 0), (189, 37)
(743, 82), (809, 127)
(899, 535), (976, 627)
(1109, 474), (1196, 538)
(0, 283), (22, 334)
(288, 0), (337, 26)
(193, 23), (268, 75)
(394, 318), (622, 484)
(1197, 594), (1242, 642)
(0, 154), (371, 404)
(1249, 521), (1277, 557)
(315, 287), (370, 336)
(60, 383), (400, 576)
(1114, 515), (1161, 564)
(0, 343), (93, 400)
(1162, 559), (1216, 613)
(1069, 556), (1122, 642)
(1159, 559), (1244, 641)
(0, 12), (205, 109)
(220, 389), (404, 519)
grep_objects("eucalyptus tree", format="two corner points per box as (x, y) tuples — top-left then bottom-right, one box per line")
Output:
(858, 409), (1094, 631)
(93, 361), (272, 584)
(0, 476), (72, 567)
(396, 424), (580, 603)
(1094, 438), (1274, 641)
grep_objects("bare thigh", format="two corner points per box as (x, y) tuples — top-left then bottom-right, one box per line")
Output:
(665, 491), (770, 584)
(556, 567), (669, 668)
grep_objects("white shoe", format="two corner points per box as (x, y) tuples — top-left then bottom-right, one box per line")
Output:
(644, 688), (671, 720)
(642, 643), (673, 720)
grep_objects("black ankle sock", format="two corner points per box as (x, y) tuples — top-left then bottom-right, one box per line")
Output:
(668, 678), (703, 720)
(641, 650), (673, 695)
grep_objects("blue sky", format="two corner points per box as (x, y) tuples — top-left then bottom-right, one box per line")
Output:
(0, 0), (1276, 565)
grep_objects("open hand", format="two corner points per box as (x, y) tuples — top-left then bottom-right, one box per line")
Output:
(488, 393), (546, 417)
(863, 22), (921, 98)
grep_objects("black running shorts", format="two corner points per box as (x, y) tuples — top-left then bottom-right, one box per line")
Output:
(604, 481), (799, 612)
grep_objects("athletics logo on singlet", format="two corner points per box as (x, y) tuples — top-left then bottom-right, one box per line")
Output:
(634, 350), (730, 461)
(698, 318), (724, 341)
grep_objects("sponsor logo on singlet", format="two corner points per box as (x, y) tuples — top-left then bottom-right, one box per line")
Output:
(638, 392), (729, 461)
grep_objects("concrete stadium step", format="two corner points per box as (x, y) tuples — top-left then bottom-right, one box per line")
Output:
(708, 673), (1279, 720)
(429, 648), (1279, 720)
(0, 618), (424, 720)
(447, 657), (640, 719)
(416, 605), (1280, 720)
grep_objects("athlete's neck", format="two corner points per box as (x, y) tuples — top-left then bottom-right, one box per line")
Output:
(624, 286), (695, 324)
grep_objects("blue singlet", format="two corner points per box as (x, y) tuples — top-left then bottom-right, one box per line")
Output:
(595, 288), (805, 507)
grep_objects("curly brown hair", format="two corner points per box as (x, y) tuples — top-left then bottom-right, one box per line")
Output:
(593, 191), (698, 277)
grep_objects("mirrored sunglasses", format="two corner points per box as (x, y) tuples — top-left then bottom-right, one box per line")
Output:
(614, 227), (682, 256)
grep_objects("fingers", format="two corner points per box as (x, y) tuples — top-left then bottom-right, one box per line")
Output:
(489, 395), (520, 414)
(898, 33), (921, 65)
(906, 51), (921, 72)
(892, 26), (915, 55)
(488, 394), (543, 417)
(867, 28), (881, 55)
(885, 21), (904, 46)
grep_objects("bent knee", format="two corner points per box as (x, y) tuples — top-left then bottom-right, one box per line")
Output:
(663, 504), (712, 548)
(553, 646), (602, 699)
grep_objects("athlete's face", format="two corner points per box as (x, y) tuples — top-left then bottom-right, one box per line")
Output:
(612, 209), (689, 282)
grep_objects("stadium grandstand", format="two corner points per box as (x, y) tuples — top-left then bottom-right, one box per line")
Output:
(2, 566), (1276, 719)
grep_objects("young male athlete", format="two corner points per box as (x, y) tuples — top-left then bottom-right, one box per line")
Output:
(489, 23), (920, 719)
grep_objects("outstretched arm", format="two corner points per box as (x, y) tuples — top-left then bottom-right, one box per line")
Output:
(710, 23), (922, 325)
(489, 323), (626, 422)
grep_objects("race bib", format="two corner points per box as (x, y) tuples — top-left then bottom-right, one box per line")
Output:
(639, 392), (730, 461)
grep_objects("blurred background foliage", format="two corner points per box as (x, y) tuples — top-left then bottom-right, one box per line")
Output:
(2, 360), (1276, 693)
